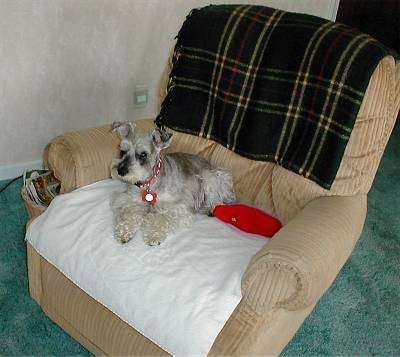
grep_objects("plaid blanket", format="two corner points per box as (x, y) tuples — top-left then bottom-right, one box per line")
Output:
(155, 5), (393, 189)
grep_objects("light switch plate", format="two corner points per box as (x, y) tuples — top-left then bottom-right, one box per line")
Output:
(134, 86), (148, 107)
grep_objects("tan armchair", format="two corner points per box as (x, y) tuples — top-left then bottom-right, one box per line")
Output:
(26, 54), (399, 355)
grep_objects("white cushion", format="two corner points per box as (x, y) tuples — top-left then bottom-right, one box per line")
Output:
(26, 179), (267, 356)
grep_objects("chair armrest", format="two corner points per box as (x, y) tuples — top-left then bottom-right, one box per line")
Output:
(242, 194), (367, 313)
(44, 118), (155, 193)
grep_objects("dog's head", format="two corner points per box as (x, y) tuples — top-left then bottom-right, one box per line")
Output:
(111, 121), (173, 184)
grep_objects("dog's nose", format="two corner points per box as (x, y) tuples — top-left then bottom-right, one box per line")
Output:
(117, 163), (128, 176)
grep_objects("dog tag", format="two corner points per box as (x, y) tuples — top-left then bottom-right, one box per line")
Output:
(142, 190), (157, 205)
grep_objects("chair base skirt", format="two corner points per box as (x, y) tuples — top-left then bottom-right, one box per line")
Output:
(27, 242), (169, 356)
(27, 241), (315, 356)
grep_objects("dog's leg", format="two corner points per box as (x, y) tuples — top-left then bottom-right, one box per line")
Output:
(113, 206), (145, 243)
(141, 211), (169, 246)
(200, 168), (236, 214)
(111, 190), (146, 244)
(142, 203), (195, 246)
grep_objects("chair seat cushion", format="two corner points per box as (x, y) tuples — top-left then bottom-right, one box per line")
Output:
(26, 179), (267, 356)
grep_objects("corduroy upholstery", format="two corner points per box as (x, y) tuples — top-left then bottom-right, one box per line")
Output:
(273, 56), (399, 222)
(27, 244), (168, 356)
(28, 55), (400, 355)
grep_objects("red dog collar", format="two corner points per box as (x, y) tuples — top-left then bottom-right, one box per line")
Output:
(136, 154), (163, 205)
(135, 154), (163, 189)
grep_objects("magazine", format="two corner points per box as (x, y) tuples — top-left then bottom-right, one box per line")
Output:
(23, 170), (60, 206)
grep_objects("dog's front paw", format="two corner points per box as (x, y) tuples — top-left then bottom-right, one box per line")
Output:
(143, 230), (167, 246)
(114, 223), (136, 244)
(147, 238), (162, 246)
(112, 207), (144, 244)
(114, 218), (140, 244)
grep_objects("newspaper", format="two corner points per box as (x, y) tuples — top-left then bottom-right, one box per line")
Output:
(23, 170), (61, 206)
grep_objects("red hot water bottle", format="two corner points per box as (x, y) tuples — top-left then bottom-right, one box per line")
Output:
(213, 204), (282, 238)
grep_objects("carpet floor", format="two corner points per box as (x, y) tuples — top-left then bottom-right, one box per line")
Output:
(0, 125), (399, 356)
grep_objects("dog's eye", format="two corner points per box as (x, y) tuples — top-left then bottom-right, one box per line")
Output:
(119, 150), (127, 158)
(136, 151), (148, 165)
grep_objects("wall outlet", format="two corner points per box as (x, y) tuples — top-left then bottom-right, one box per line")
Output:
(134, 85), (148, 107)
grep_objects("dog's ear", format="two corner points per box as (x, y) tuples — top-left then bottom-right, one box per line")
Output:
(112, 121), (136, 139)
(151, 128), (173, 150)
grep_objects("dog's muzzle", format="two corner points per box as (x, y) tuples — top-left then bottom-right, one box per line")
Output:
(117, 160), (129, 176)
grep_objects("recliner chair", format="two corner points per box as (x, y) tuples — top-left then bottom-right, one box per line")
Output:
(25, 7), (400, 355)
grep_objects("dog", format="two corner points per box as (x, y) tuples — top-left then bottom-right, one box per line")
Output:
(110, 121), (236, 246)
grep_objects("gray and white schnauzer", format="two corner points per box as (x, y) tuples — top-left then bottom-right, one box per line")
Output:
(110, 121), (236, 246)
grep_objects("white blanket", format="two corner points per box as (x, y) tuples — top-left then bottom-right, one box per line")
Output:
(26, 179), (267, 356)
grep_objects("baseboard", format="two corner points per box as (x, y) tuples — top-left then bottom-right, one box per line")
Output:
(0, 159), (43, 181)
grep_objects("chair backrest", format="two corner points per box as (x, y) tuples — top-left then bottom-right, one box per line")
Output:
(272, 56), (399, 221)
(159, 54), (400, 222)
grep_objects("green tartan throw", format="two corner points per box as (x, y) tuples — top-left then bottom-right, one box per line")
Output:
(155, 5), (394, 189)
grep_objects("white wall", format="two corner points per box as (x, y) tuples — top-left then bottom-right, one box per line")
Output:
(0, 0), (338, 179)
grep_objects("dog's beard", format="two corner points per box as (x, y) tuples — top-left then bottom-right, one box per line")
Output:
(111, 159), (152, 185)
